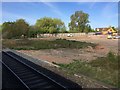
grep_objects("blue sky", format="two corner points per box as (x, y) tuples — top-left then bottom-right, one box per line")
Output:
(1, 2), (118, 29)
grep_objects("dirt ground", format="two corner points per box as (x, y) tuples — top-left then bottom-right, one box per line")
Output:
(17, 35), (118, 64)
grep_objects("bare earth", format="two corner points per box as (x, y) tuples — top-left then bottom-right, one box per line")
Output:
(17, 35), (118, 64)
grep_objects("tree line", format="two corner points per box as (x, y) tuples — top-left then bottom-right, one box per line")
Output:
(2, 11), (94, 39)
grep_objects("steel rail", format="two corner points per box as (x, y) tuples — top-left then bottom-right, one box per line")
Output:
(2, 51), (67, 89)
(1, 61), (30, 90)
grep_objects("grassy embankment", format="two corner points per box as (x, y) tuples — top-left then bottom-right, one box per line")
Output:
(2, 39), (96, 50)
(53, 52), (119, 87)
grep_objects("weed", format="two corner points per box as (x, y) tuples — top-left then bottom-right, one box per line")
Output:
(2, 39), (96, 50)
(54, 52), (119, 87)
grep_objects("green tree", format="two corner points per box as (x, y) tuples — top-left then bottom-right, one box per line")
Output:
(49, 26), (56, 34)
(69, 11), (90, 33)
(84, 25), (92, 34)
(14, 19), (29, 38)
(0, 24), (2, 32)
(53, 18), (65, 33)
(60, 25), (67, 33)
(35, 17), (53, 33)
(2, 22), (15, 39)
(35, 17), (66, 34)
(28, 25), (38, 38)
(2, 19), (29, 39)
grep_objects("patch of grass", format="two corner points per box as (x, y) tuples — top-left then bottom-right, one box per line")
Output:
(2, 38), (96, 50)
(54, 52), (119, 87)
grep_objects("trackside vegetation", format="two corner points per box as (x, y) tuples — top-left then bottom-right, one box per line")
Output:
(53, 52), (119, 87)
(2, 39), (96, 50)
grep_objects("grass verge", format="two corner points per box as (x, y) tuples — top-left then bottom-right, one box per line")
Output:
(53, 52), (119, 87)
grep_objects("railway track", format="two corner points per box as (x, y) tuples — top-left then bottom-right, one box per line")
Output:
(2, 51), (81, 89)
(2, 51), (67, 89)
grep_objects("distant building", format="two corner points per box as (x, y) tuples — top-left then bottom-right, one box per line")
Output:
(95, 26), (117, 35)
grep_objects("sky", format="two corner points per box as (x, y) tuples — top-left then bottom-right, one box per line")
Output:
(1, 2), (118, 29)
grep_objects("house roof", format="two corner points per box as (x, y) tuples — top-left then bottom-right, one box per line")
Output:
(96, 28), (110, 31)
